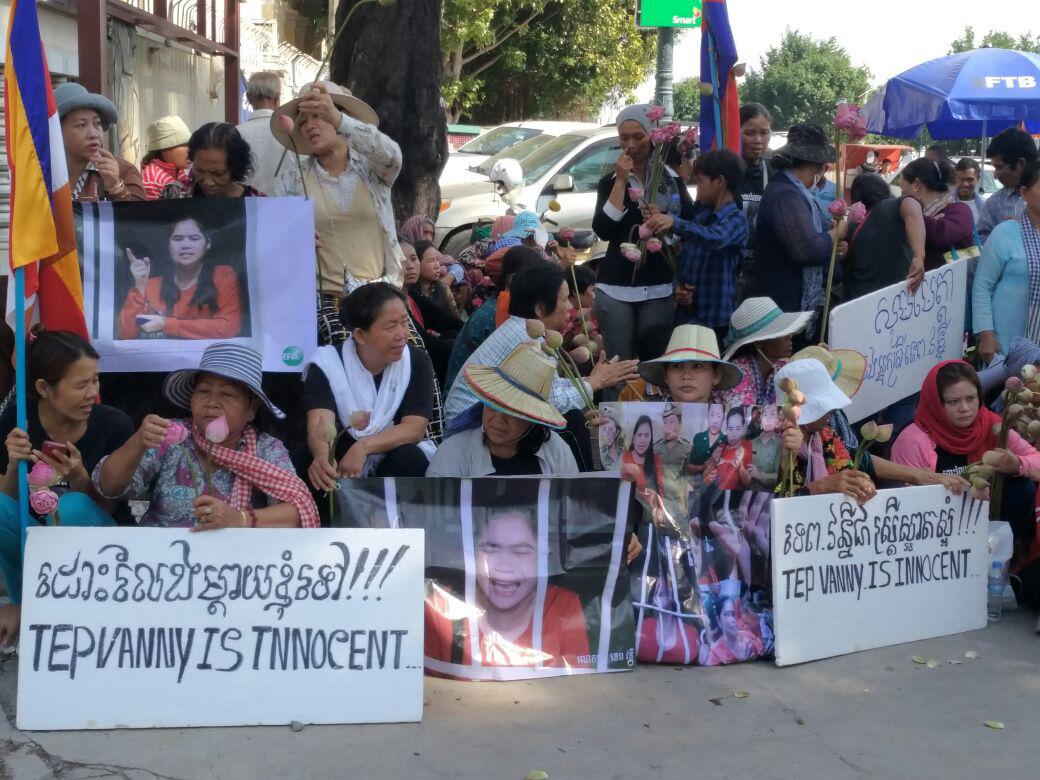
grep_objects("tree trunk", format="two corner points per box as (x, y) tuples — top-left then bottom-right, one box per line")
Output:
(330, 0), (447, 221)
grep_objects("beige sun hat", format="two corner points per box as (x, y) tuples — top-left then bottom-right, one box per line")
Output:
(463, 342), (566, 430)
(722, 297), (813, 360)
(270, 80), (379, 155)
(790, 345), (867, 399)
(638, 325), (742, 391)
(146, 115), (191, 152)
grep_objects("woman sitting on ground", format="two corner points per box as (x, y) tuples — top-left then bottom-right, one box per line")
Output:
(719, 297), (811, 407)
(0, 331), (134, 645)
(427, 342), (578, 477)
(637, 325), (742, 404)
(305, 283), (437, 484)
(95, 343), (317, 529)
(409, 240), (464, 331)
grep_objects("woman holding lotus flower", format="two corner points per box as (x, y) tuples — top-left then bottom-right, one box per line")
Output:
(592, 103), (696, 373)
(95, 344), (317, 529)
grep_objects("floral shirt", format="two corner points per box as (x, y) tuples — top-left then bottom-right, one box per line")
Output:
(93, 419), (295, 528)
(719, 355), (788, 407)
(275, 113), (404, 285)
(780, 425), (852, 496)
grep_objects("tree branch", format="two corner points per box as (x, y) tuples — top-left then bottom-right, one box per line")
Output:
(467, 50), (507, 78)
(460, 8), (543, 66)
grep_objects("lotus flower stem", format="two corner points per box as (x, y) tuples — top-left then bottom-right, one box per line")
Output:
(570, 264), (592, 346)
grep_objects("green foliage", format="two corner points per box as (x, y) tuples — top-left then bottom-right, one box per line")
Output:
(672, 78), (700, 122)
(442, 0), (655, 122)
(740, 29), (872, 131)
(949, 27), (1040, 54)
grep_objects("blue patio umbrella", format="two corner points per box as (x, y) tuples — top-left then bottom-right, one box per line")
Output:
(862, 48), (1040, 140)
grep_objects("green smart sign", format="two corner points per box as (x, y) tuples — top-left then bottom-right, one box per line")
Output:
(637, 0), (703, 28)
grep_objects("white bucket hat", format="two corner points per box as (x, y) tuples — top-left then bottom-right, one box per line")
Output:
(723, 297), (813, 360)
(774, 358), (850, 425)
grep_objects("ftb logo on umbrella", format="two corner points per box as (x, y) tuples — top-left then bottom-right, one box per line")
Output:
(982, 76), (1037, 89)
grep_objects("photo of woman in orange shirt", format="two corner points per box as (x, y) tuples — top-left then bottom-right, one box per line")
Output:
(118, 216), (244, 340)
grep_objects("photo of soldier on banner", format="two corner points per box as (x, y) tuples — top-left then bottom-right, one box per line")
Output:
(334, 475), (636, 681)
(600, 401), (779, 665)
(76, 197), (317, 372)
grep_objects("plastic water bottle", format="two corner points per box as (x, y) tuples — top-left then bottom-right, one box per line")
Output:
(987, 561), (1005, 622)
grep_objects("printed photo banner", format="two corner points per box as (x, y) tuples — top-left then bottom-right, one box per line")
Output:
(828, 262), (968, 422)
(334, 476), (636, 681)
(600, 401), (779, 666)
(77, 197), (317, 373)
(17, 527), (425, 730)
(771, 485), (988, 666)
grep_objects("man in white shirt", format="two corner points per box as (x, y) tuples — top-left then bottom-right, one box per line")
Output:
(236, 71), (285, 195)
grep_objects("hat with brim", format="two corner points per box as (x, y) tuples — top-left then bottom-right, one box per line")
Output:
(504, 211), (541, 240)
(54, 83), (117, 129)
(790, 345), (866, 399)
(271, 80), (379, 156)
(723, 297), (813, 360)
(464, 342), (566, 429)
(638, 325), (742, 391)
(163, 343), (284, 420)
(774, 358), (851, 426)
(147, 115), (191, 152)
(773, 123), (834, 166)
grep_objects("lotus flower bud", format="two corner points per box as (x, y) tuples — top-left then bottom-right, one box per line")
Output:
(646, 237), (663, 253)
(646, 105), (666, 122)
(873, 423), (894, 444)
(638, 224), (653, 241)
(620, 463), (642, 483)
(781, 404), (801, 424)
(849, 202), (867, 223)
(982, 450), (1003, 466)
(1022, 364), (1038, 381)
(544, 330), (564, 351)
(992, 423), (1002, 436)
(627, 187), (644, 202)
(788, 389), (806, 406)
(204, 415), (230, 444)
(828, 199), (848, 218)
(1028, 420), (1040, 440)
(540, 342), (555, 357)
(620, 242), (641, 262)
(571, 333), (589, 348)
(526, 319), (546, 339)
(29, 488), (59, 516)
(1016, 420), (1029, 436)
(28, 461), (57, 488)
(348, 410), (371, 431)
(547, 200), (562, 212)
(276, 114), (296, 134)
(570, 346), (591, 364)
(859, 421), (879, 442)
(160, 421), (189, 449)
(778, 377), (797, 394)
(1005, 376), (1024, 392)
(976, 464), (995, 480)
(1008, 403), (1025, 419)
(699, 82), (714, 96)
(971, 477), (989, 491)
(324, 422), (338, 444)
(1018, 390), (1034, 405)
(588, 340), (601, 356)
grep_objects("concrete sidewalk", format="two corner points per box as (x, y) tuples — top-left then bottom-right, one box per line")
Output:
(0, 610), (1036, 779)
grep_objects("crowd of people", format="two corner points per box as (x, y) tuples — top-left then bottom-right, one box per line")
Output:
(2, 69), (1039, 652)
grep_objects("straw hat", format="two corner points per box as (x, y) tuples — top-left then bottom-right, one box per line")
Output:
(163, 343), (284, 419)
(638, 325), (742, 390)
(774, 359), (850, 426)
(722, 297), (813, 360)
(790, 345), (866, 399)
(463, 342), (566, 429)
(146, 115), (191, 152)
(271, 80), (379, 155)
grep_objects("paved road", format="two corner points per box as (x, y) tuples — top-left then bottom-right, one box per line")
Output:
(0, 610), (1036, 779)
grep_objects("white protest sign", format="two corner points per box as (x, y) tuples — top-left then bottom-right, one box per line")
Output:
(829, 262), (967, 422)
(17, 527), (424, 730)
(79, 196), (317, 373)
(771, 485), (987, 666)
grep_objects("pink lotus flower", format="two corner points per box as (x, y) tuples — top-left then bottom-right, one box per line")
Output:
(161, 421), (189, 449)
(849, 202), (867, 223)
(649, 127), (671, 146)
(685, 127), (699, 146)
(204, 415), (230, 444)
(850, 115), (869, 141)
(28, 461), (57, 488)
(627, 187), (643, 202)
(620, 242), (641, 263)
(276, 114), (296, 134)
(620, 463), (642, 483)
(348, 410), (371, 431)
(30, 488), (59, 516)
(834, 102), (859, 131)
(472, 297), (483, 308)
(558, 227), (575, 242)
(828, 199), (848, 218)
(663, 122), (682, 138)
(637, 224), (653, 240)
(646, 237), (663, 253)
(646, 105), (666, 122)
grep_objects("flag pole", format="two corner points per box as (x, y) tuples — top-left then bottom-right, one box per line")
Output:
(707, 31), (725, 148)
(14, 266), (30, 551)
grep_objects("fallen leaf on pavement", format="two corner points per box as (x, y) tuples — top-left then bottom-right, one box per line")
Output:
(984, 721), (1005, 730)
(734, 690), (750, 698)
(965, 651), (980, 659)
(912, 655), (927, 664)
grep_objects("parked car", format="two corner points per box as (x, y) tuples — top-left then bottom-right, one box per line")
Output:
(439, 121), (598, 188)
(435, 126), (698, 259)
